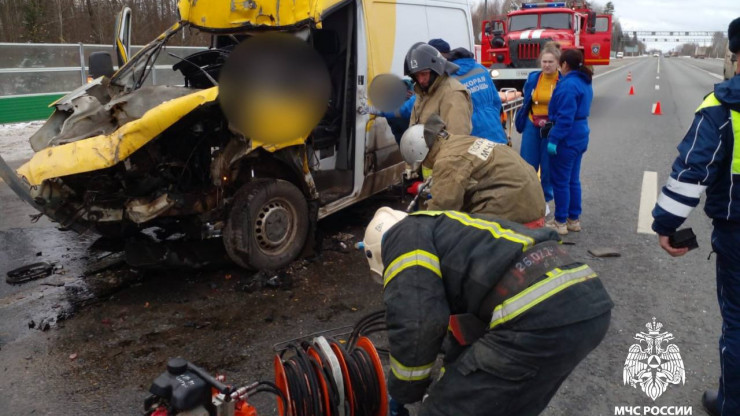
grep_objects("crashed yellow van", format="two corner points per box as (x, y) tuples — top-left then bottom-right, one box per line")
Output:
(1, 0), (475, 269)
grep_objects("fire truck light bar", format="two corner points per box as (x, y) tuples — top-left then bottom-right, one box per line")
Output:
(522, 2), (566, 8)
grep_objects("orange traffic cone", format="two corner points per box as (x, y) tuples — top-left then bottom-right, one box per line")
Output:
(627, 72), (632, 81)
(629, 85), (635, 95)
(652, 101), (662, 115)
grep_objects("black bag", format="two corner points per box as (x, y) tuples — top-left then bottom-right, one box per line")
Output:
(540, 121), (554, 139)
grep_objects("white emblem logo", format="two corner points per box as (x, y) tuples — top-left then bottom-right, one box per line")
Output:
(623, 318), (686, 400)
(410, 59), (418, 69)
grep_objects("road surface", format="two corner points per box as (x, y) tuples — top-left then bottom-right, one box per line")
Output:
(0, 56), (729, 415)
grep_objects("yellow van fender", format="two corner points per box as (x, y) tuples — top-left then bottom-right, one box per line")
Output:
(17, 87), (219, 186)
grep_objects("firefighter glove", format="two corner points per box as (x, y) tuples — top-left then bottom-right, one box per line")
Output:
(389, 397), (410, 416)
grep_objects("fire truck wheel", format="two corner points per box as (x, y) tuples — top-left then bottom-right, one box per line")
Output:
(224, 179), (309, 270)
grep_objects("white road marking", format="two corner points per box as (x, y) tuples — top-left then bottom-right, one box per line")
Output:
(656, 76), (660, 79)
(655, 84), (660, 90)
(657, 58), (660, 74)
(637, 171), (658, 234)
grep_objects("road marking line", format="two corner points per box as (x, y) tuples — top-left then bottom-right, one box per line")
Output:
(656, 76), (660, 79)
(657, 58), (661, 74)
(637, 171), (658, 234)
(655, 84), (660, 90)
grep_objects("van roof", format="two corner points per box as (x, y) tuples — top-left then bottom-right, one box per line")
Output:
(177, 0), (351, 31)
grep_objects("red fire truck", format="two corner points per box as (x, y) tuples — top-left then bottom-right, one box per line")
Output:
(481, 1), (612, 90)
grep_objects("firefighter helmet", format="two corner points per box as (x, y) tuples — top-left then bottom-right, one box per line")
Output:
(362, 207), (408, 281)
(403, 42), (458, 76)
(400, 124), (429, 165)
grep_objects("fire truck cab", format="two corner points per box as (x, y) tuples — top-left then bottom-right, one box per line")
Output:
(481, 1), (612, 90)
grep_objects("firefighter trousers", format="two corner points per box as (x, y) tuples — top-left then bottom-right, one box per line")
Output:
(712, 220), (740, 415)
(419, 311), (611, 416)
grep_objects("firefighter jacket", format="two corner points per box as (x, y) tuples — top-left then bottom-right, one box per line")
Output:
(448, 48), (507, 144)
(410, 74), (472, 135)
(652, 74), (740, 234)
(547, 70), (593, 148)
(381, 212), (613, 404)
(423, 134), (545, 224)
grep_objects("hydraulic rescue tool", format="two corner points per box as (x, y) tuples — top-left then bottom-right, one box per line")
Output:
(144, 312), (388, 416)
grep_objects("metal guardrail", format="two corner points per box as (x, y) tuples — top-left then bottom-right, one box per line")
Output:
(0, 42), (206, 123)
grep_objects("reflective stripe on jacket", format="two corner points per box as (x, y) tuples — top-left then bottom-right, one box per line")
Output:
(381, 212), (613, 404)
(652, 74), (740, 235)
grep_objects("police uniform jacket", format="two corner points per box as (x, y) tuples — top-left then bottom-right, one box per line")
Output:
(381, 212), (614, 403)
(652, 74), (740, 234)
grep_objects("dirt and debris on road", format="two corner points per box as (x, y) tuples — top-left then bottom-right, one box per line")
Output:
(0, 192), (392, 415)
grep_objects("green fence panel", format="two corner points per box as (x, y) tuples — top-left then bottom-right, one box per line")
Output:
(0, 94), (64, 124)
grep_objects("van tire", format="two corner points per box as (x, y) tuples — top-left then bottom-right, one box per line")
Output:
(224, 179), (309, 270)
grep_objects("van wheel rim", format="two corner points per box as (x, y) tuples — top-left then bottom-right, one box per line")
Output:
(255, 200), (293, 251)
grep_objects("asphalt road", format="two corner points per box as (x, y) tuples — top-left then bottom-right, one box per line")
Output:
(0, 56), (730, 415)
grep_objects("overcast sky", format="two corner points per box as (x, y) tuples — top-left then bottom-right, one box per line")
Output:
(608, 0), (737, 49)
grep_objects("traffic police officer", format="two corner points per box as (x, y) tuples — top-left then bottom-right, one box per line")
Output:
(652, 17), (740, 416)
(362, 207), (613, 416)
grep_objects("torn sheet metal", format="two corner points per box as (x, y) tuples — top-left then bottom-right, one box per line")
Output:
(16, 87), (219, 186)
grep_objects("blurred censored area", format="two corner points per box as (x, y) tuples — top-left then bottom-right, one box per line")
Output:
(368, 73), (409, 113)
(218, 33), (331, 145)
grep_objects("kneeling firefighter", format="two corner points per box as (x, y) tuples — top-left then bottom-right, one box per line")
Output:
(362, 208), (613, 416)
(402, 114), (545, 226)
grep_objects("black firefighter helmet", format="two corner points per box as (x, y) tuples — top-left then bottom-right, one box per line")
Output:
(403, 42), (459, 77)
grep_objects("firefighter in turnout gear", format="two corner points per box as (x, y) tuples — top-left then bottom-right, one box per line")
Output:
(362, 208), (613, 416)
(404, 42), (473, 135)
(400, 115), (545, 225)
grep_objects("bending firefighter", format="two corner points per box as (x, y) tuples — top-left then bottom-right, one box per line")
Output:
(362, 208), (613, 416)
(400, 115), (545, 225)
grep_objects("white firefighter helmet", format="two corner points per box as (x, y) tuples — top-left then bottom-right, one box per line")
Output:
(362, 207), (408, 282)
(400, 124), (429, 165)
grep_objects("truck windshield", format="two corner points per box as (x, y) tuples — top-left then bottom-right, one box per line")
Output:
(540, 13), (571, 29)
(509, 15), (538, 31)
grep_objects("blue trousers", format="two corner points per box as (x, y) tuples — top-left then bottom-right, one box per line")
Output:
(520, 120), (553, 202)
(550, 142), (587, 223)
(713, 221), (740, 415)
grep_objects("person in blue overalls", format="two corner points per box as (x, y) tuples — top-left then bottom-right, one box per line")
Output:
(515, 42), (562, 208)
(652, 17), (740, 416)
(429, 38), (507, 144)
(545, 48), (593, 235)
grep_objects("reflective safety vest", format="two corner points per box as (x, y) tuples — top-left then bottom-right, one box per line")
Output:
(698, 93), (740, 175)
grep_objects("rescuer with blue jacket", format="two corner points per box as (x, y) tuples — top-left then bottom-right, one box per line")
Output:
(652, 17), (740, 416)
(545, 49), (593, 235)
(429, 39), (508, 144)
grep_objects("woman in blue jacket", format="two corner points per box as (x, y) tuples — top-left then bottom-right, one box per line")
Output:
(545, 48), (593, 235)
(515, 44), (561, 203)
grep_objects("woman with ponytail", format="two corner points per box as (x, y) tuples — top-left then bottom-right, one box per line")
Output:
(544, 48), (593, 235)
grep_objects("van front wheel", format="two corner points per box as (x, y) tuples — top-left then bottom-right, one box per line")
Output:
(224, 179), (309, 270)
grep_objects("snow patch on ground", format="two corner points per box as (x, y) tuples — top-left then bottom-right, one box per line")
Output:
(0, 121), (43, 162)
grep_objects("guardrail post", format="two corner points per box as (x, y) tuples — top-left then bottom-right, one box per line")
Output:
(78, 42), (86, 85)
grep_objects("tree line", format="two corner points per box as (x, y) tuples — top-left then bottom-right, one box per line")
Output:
(0, 0), (203, 45)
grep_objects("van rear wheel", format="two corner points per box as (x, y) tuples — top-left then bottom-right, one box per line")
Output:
(224, 179), (309, 270)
